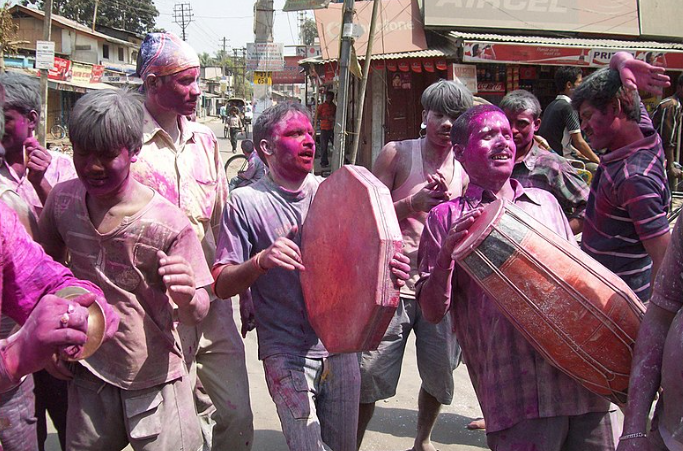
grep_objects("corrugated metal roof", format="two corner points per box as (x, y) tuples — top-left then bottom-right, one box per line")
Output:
(448, 31), (683, 51)
(299, 43), (459, 64)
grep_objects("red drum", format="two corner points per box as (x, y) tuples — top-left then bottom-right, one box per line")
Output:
(452, 199), (645, 405)
(301, 166), (403, 353)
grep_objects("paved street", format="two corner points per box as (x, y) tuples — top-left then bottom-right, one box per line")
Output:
(45, 116), (487, 451)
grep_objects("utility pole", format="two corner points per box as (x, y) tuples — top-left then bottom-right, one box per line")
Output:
(220, 37), (229, 54)
(173, 3), (193, 41)
(91, 0), (99, 31)
(37, 0), (53, 146)
(298, 11), (305, 45)
(331, 0), (355, 172)
(253, 0), (274, 119)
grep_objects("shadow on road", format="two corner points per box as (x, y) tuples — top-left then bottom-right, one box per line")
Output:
(367, 405), (487, 448)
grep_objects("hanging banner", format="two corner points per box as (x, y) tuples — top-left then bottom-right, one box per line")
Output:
(423, 60), (435, 72)
(71, 63), (93, 84)
(48, 57), (72, 81)
(90, 65), (104, 83)
(410, 61), (422, 73)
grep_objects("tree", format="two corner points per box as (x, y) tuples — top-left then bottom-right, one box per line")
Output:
(199, 52), (214, 67)
(22, 0), (159, 35)
(300, 18), (318, 46)
(0, 4), (20, 73)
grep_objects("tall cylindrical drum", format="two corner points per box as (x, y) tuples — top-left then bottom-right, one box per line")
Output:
(452, 198), (645, 405)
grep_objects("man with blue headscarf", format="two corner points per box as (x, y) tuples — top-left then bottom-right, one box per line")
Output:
(131, 32), (254, 451)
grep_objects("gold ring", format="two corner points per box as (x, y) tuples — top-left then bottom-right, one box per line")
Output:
(59, 312), (70, 328)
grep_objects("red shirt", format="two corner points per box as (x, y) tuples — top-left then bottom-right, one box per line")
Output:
(317, 101), (336, 131)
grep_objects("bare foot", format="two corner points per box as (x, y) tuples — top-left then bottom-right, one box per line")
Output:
(466, 417), (486, 430)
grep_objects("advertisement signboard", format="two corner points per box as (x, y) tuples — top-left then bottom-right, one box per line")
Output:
(424, 0), (639, 36)
(246, 43), (285, 72)
(315, 0), (427, 61)
(271, 56), (307, 84)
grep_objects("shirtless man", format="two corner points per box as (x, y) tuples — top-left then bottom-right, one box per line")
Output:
(358, 80), (472, 451)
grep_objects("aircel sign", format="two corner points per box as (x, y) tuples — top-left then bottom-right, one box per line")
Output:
(423, 0), (639, 36)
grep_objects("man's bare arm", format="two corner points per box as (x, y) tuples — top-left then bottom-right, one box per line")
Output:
(642, 232), (671, 287)
(570, 133), (600, 163)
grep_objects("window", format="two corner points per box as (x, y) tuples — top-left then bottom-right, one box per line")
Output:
(103, 44), (109, 59)
(118, 47), (124, 61)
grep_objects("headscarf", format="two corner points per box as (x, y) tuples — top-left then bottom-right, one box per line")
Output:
(135, 33), (200, 80)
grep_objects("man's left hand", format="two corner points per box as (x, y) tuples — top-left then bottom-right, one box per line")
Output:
(157, 251), (196, 308)
(24, 137), (52, 186)
(611, 51), (670, 94)
(390, 251), (411, 288)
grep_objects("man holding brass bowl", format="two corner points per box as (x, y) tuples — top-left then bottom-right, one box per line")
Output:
(0, 200), (118, 392)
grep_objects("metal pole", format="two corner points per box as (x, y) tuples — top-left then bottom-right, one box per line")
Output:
(37, 0), (53, 146)
(331, 0), (355, 172)
(349, 0), (379, 165)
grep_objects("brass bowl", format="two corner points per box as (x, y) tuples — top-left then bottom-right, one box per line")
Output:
(55, 287), (106, 361)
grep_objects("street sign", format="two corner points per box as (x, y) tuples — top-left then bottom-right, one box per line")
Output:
(246, 43), (285, 72)
(283, 0), (330, 11)
(253, 72), (272, 85)
(35, 41), (55, 70)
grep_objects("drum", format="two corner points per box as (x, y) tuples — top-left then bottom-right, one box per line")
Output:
(301, 166), (403, 353)
(452, 198), (645, 405)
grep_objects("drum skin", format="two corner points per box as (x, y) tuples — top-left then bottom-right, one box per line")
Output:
(301, 166), (403, 353)
(453, 199), (645, 406)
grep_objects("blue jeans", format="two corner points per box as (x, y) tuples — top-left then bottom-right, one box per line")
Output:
(263, 353), (360, 451)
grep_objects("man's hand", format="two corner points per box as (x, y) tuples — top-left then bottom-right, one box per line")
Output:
(158, 250), (196, 308)
(410, 174), (451, 213)
(439, 208), (482, 266)
(2, 294), (89, 381)
(24, 137), (52, 186)
(389, 251), (411, 288)
(611, 51), (670, 95)
(258, 226), (305, 272)
(239, 291), (256, 338)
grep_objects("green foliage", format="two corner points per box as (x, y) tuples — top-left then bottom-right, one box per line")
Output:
(22, 0), (159, 35)
(301, 18), (318, 46)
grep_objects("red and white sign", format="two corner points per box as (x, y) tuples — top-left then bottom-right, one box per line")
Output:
(477, 82), (505, 93)
(271, 56), (306, 84)
(464, 41), (591, 66)
(48, 57), (72, 81)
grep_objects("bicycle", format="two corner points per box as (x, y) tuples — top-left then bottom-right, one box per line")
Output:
(224, 153), (248, 180)
(50, 115), (68, 140)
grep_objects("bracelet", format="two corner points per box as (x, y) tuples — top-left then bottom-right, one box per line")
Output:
(251, 251), (267, 274)
(620, 432), (647, 441)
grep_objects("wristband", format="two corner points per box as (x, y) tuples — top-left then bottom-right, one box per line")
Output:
(620, 432), (647, 441)
(251, 251), (267, 274)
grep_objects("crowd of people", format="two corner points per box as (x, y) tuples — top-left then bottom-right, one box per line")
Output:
(0, 29), (681, 451)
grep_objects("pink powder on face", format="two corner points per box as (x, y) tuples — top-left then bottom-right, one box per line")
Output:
(150, 67), (201, 118)
(268, 112), (316, 181)
(462, 111), (516, 189)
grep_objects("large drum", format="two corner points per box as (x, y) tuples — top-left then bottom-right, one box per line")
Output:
(301, 166), (403, 353)
(452, 199), (645, 405)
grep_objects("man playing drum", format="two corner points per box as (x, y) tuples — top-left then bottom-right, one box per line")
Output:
(358, 80), (471, 451)
(573, 53), (671, 303)
(212, 102), (410, 450)
(416, 104), (616, 450)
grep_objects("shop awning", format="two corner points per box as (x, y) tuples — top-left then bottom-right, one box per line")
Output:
(448, 31), (683, 69)
(299, 43), (459, 65)
(48, 79), (116, 93)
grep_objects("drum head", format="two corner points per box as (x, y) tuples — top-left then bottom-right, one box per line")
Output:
(452, 198), (505, 261)
(301, 166), (403, 353)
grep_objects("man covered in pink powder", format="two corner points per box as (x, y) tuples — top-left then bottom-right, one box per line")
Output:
(39, 88), (211, 450)
(131, 32), (253, 450)
(212, 102), (411, 450)
(416, 104), (616, 450)
(0, 72), (76, 217)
